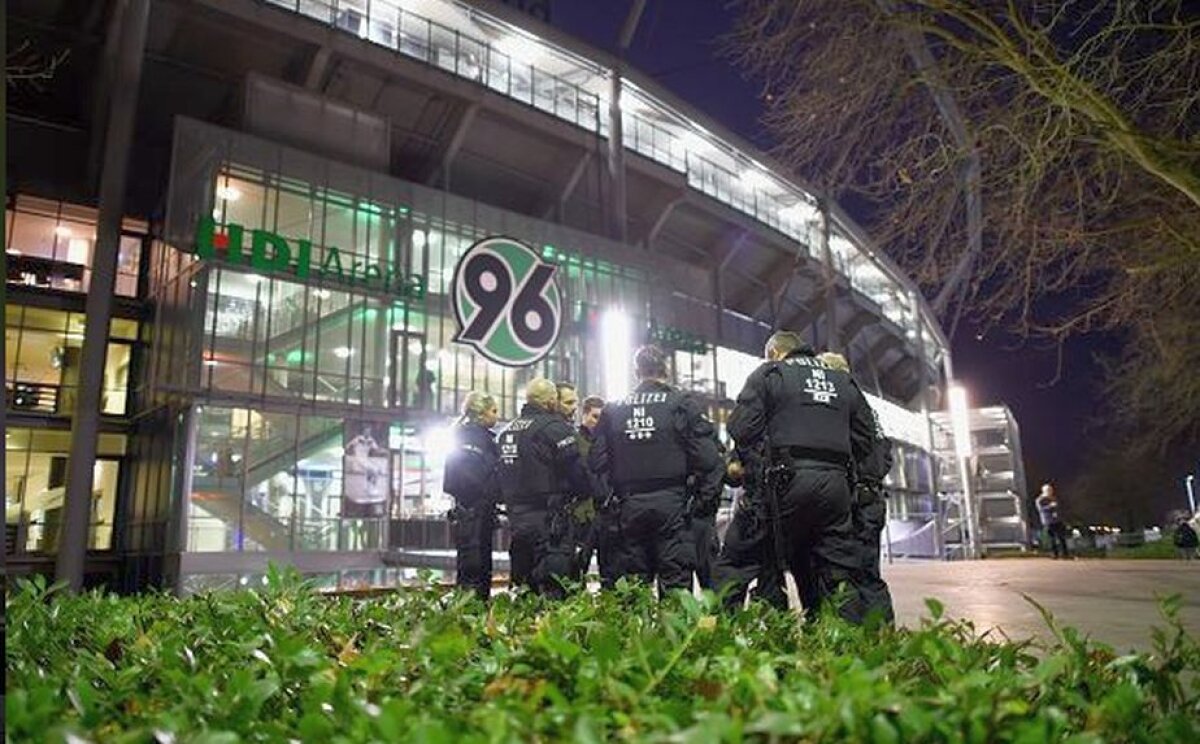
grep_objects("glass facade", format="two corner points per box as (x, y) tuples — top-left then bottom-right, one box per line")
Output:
(5, 429), (126, 554)
(140, 117), (950, 585)
(5, 305), (138, 417)
(6, 195), (144, 297)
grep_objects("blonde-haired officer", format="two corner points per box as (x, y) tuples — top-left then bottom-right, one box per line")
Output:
(496, 377), (598, 597)
(442, 391), (501, 600)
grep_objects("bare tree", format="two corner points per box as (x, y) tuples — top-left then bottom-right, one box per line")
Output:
(728, 0), (1200, 447)
(6, 39), (70, 90)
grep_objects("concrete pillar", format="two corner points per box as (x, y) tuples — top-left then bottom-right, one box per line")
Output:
(819, 200), (838, 351)
(607, 0), (646, 244)
(57, 0), (151, 591)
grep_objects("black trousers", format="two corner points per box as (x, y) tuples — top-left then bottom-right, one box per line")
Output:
(690, 514), (720, 590)
(777, 464), (864, 623)
(1047, 521), (1070, 558)
(595, 505), (621, 589)
(508, 502), (574, 598)
(713, 493), (789, 611)
(611, 488), (695, 592)
(852, 488), (894, 624)
(453, 506), (495, 601)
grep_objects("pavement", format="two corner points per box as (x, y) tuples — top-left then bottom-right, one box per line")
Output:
(882, 558), (1200, 652)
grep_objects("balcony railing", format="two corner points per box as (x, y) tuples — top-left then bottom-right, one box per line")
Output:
(260, 0), (935, 342)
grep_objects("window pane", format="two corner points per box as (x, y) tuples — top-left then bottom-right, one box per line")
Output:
(103, 343), (132, 415)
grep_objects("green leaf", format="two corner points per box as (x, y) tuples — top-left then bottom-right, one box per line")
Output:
(924, 597), (945, 620)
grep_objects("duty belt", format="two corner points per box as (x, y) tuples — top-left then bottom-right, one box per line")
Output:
(771, 447), (849, 468)
(616, 476), (688, 495)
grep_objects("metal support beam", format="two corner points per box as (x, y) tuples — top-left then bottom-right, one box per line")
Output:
(818, 200), (839, 351)
(839, 309), (878, 349)
(428, 102), (479, 189)
(642, 193), (685, 249)
(880, 356), (918, 394)
(305, 44), (334, 91)
(783, 302), (820, 332)
(867, 334), (904, 368)
(58, 0), (151, 592)
(607, 0), (647, 243)
(543, 149), (592, 221)
(714, 233), (752, 342)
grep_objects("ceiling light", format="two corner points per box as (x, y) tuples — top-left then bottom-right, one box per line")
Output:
(54, 226), (73, 238)
(216, 185), (242, 202)
(333, 346), (354, 359)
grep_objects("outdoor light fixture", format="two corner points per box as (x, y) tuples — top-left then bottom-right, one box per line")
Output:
(424, 426), (457, 466)
(601, 308), (633, 401)
(333, 347), (354, 359)
(1187, 474), (1196, 514)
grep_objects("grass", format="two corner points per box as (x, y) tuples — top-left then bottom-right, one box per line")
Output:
(6, 567), (1200, 743)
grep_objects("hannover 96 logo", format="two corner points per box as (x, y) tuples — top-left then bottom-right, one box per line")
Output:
(451, 237), (562, 367)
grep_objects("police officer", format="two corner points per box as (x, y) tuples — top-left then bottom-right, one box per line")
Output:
(498, 377), (597, 597)
(589, 345), (724, 593)
(728, 331), (880, 623)
(442, 391), (501, 601)
(688, 434), (726, 591)
(818, 351), (895, 624)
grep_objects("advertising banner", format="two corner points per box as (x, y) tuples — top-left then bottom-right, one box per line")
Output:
(342, 421), (391, 518)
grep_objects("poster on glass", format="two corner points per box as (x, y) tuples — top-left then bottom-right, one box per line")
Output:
(342, 421), (391, 518)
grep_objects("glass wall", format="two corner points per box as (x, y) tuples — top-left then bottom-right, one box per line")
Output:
(161, 119), (948, 577)
(5, 429), (126, 554)
(6, 195), (144, 297)
(160, 120), (660, 568)
(5, 305), (138, 416)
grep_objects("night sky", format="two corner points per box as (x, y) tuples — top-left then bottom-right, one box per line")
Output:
(544, 0), (1103, 502)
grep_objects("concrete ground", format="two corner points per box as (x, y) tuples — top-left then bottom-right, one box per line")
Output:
(882, 559), (1200, 652)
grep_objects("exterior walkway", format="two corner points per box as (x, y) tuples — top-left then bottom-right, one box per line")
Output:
(884, 559), (1200, 652)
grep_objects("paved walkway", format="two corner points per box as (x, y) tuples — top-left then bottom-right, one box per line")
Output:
(883, 559), (1200, 652)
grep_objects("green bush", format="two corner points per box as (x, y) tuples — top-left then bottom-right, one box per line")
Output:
(6, 568), (1199, 743)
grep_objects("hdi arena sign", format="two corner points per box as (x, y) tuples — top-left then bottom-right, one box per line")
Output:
(193, 216), (426, 300)
(451, 236), (562, 367)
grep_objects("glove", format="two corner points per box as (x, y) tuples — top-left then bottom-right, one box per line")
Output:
(571, 496), (596, 524)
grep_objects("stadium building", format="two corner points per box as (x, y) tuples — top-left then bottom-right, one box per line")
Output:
(5, 0), (1025, 591)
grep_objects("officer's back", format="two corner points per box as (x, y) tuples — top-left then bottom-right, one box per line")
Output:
(727, 331), (876, 622)
(589, 345), (723, 592)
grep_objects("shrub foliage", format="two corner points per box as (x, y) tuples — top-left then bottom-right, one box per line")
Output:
(6, 568), (1199, 743)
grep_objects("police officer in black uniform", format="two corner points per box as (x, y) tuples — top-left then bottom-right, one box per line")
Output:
(818, 351), (896, 624)
(442, 391), (501, 601)
(589, 345), (725, 593)
(688, 434), (727, 591)
(728, 331), (880, 623)
(498, 377), (597, 598)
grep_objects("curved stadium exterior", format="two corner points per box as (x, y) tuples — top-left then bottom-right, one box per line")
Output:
(4, 0), (1029, 591)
